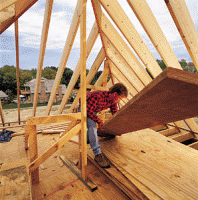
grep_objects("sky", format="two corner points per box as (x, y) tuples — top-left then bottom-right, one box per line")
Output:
(0, 0), (198, 71)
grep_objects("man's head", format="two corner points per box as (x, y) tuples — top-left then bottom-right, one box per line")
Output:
(109, 83), (128, 103)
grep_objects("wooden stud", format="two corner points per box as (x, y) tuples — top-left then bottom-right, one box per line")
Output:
(45, 0), (82, 116)
(79, 0), (88, 182)
(33, 0), (54, 116)
(165, 0), (198, 70)
(57, 21), (99, 114)
(29, 123), (81, 173)
(0, 100), (5, 126)
(26, 124), (39, 184)
(14, 19), (21, 124)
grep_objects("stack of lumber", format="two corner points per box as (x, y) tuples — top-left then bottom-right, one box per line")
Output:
(88, 129), (198, 199)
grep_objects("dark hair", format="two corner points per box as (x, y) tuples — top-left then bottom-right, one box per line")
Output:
(109, 83), (128, 97)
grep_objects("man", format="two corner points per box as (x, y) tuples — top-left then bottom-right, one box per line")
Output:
(80, 83), (128, 168)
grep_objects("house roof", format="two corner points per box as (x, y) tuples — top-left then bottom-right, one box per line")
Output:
(24, 77), (66, 94)
(0, 90), (8, 98)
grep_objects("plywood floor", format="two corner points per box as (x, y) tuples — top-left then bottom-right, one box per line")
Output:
(0, 130), (130, 200)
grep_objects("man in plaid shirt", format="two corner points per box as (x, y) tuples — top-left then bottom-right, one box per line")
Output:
(80, 83), (128, 168)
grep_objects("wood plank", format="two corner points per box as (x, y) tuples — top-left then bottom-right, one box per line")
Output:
(189, 141), (198, 150)
(0, 0), (38, 34)
(0, 4), (15, 25)
(33, 0), (54, 116)
(170, 132), (195, 143)
(99, 129), (198, 199)
(15, 19), (21, 124)
(0, 100), (5, 126)
(27, 113), (81, 125)
(165, 0), (198, 71)
(45, 0), (82, 116)
(98, 67), (198, 135)
(57, 21), (99, 114)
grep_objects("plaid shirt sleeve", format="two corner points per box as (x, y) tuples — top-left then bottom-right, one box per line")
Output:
(87, 92), (102, 124)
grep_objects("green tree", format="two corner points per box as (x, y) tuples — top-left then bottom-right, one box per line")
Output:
(61, 67), (73, 86)
(41, 67), (57, 79)
(156, 60), (167, 71)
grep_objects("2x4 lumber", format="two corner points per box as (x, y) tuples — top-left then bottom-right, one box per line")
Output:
(126, 0), (182, 71)
(103, 35), (145, 91)
(29, 123), (81, 173)
(25, 125), (39, 184)
(33, 0), (54, 116)
(0, 101), (5, 126)
(159, 127), (180, 137)
(68, 47), (105, 113)
(59, 155), (97, 192)
(165, 0), (198, 71)
(79, 0), (88, 181)
(99, 0), (161, 78)
(57, 21), (99, 114)
(0, 0), (18, 11)
(60, 120), (79, 138)
(0, 4), (15, 25)
(0, 0), (38, 34)
(45, 0), (82, 116)
(15, 19), (20, 124)
(100, 12), (152, 85)
(26, 113), (81, 126)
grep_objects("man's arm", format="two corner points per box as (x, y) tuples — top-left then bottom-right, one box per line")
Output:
(110, 103), (118, 115)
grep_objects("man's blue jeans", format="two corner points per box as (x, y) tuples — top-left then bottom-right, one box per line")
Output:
(79, 107), (101, 155)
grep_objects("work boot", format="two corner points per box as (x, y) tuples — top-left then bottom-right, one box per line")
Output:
(94, 153), (110, 168)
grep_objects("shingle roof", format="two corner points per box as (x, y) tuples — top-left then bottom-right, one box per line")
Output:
(0, 91), (8, 98)
(24, 78), (66, 94)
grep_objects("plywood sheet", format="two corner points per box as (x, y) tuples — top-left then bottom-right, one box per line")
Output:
(99, 67), (198, 135)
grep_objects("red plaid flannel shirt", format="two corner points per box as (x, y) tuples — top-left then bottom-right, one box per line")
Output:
(79, 90), (118, 124)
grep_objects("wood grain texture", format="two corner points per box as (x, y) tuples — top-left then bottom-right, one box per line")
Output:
(99, 68), (198, 135)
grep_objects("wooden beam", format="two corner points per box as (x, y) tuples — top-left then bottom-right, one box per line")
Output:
(100, 12), (152, 85)
(0, 0), (19, 11)
(103, 35), (145, 91)
(99, 0), (161, 78)
(57, 21), (99, 114)
(32, 0), (54, 116)
(189, 141), (198, 150)
(0, 101), (5, 126)
(0, 0), (38, 34)
(79, 0), (88, 182)
(45, 0), (82, 116)
(15, 19), (20, 124)
(165, 0), (198, 71)
(29, 123), (81, 173)
(170, 132), (195, 143)
(26, 125), (39, 184)
(26, 113), (81, 125)
(68, 47), (105, 113)
(126, 0), (182, 71)
(0, 4), (15, 25)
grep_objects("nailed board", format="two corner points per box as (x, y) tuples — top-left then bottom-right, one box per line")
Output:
(99, 67), (198, 135)
(0, 165), (32, 200)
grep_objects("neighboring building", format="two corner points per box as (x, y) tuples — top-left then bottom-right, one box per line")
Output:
(0, 90), (8, 104)
(21, 77), (66, 103)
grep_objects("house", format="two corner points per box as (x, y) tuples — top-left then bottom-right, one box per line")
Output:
(21, 77), (66, 103)
(0, 90), (8, 104)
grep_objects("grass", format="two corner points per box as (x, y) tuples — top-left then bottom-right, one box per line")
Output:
(2, 102), (61, 110)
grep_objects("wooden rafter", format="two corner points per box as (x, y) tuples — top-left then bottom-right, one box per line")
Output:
(33, 0), (54, 116)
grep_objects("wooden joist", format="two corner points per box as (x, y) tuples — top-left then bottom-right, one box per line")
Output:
(98, 68), (198, 135)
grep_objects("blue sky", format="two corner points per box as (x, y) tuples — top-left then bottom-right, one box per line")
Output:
(0, 0), (198, 70)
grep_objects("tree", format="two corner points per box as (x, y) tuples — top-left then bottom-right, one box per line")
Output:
(61, 67), (73, 86)
(156, 60), (167, 71)
(41, 67), (57, 79)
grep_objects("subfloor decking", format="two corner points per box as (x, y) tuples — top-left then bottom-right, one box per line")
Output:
(0, 129), (130, 200)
